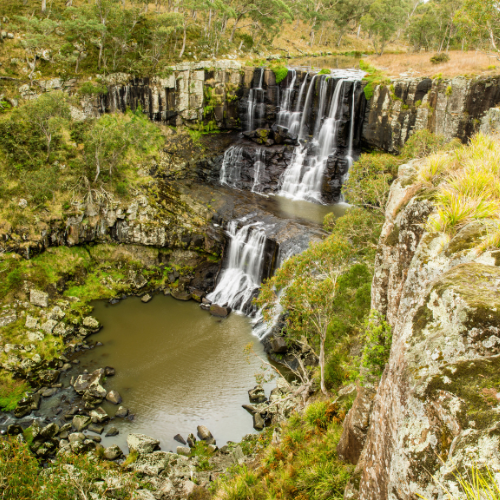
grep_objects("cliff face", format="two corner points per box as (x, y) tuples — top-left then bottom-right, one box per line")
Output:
(362, 76), (500, 153)
(343, 162), (500, 500)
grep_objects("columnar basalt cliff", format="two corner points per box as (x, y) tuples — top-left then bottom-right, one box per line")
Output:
(341, 161), (500, 500)
(362, 76), (500, 153)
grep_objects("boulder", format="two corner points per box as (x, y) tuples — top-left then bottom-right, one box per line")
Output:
(183, 480), (197, 497)
(115, 406), (129, 418)
(187, 433), (196, 448)
(72, 415), (91, 432)
(270, 336), (287, 353)
(141, 294), (152, 303)
(176, 446), (191, 456)
(38, 370), (60, 385)
(30, 290), (48, 308)
(105, 427), (119, 437)
(25, 315), (39, 329)
(90, 407), (109, 424)
(68, 432), (86, 443)
(104, 444), (123, 460)
(197, 425), (213, 441)
(40, 423), (59, 439)
(82, 316), (100, 331)
(104, 366), (115, 377)
(88, 424), (104, 434)
(106, 390), (122, 405)
(191, 290), (205, 302)
(7, 424), (23, 435)
(87, 434), (102, 443)
(127, 433), (160, 454)
(73, 373), (92, 394)
(253, 412), (265, 430)
(248, 385), (267, 403)
(209, 304), (230, 317)
(231, 445), (244, 464)
(171, 289), (192, 301)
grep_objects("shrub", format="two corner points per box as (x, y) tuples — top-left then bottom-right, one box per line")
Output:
(79, 81), (109, 95)
(430, 53), (450, 64)
(359, 59), (390, 100)
(318, 68), (331, 75)
(272, 65), (289, 84)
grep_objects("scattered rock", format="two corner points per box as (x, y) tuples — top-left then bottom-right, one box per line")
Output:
(82, 316), (100, 331)
(105, 427), (119, 437)
(187, 433), (196, 448)
(41, 387), (58, 398)
(174, 434), (187, 445)
(248, 385), (267, 403)
(18, 198), (27, 209)
(90, 407), (109, 424)
(7, 424), (23, 435)
(104, 366), (115, 377)
(25, 315), (38, 329)
(171, 290), (192, 301)
(106, 390), (122, 405)
(115, 406), (128, 418)
(68, 432), (86, 443)
(183, 480), (197, 497)
(61, 363), (72, 372)
(141, 294), (152, 303)
(30, 290), (48, 308)
(88, 423), (104, 434)
(72, 415), (91, 432)
(270, 336), (287, 353)
(231, 445), (245, 464)
(253, 412), (265, 430)
(197, 425), (213, 441)
(209, 304), (231, 317)
(127, 433), (160, 454)
(104, 444), (123, 460)
(87, 434), (102, 443)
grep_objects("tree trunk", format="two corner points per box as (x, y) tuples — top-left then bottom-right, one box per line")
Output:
(179, 22), (187, 58)
(337, 31), (343, 47)
(229, 14), (243, 43)
(41, 0), (47, 12)
(319, 337), (327, 395)
(357, 24), (361, 39)
(66, 0), (73, 6)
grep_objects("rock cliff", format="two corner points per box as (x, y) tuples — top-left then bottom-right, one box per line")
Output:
(342, 161), (500, 500)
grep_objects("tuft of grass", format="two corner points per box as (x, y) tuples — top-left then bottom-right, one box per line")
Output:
(359, 59), (390, 100)
(0, 372), (30, 412)
(272, 65), (289, 84)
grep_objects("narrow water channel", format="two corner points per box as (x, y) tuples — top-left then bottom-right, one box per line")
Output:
(76, 295), (271, 452)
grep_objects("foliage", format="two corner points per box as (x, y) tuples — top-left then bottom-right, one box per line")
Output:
(271, 65), (289, 84)
(359, 310), (392, 384)
(0, 372), (30, 412)
(359, 60), (390, 100)
(79, 81), (109, 95)
(418, 133), (500, 250)
(214, 401), (352, 500)
(0, 438), (141, 499)
(431, 53), (451, 64)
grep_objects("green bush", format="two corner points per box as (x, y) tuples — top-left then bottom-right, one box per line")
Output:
(272, 65), (289, 84)
(305, 401), (330, 429)
(430, 53), (450, 64)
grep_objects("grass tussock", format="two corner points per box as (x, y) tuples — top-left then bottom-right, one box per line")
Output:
(417, 133), (500, 249)
(366, 51), (499, 78)
(212, 400), (353, 500)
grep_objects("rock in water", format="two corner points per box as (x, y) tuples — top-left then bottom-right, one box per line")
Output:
(248, 385), (267, 403)
(197, 425), (213, 441)
(253, 412), (265, 430)
(176, 446), (191, 456)
(141, 294), (152, 303)
(187, 433), (196, 448)
(106, 390), (122, 405)
(72, 415), (91, 432)
(174, 434), (187, 445)
(105, 427), (119, 437)
(209, 304), (231, 317)
(127, 433), (160, 454)
(115, 406), (129, 418)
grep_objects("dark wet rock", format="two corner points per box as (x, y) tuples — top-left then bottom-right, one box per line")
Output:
(202, 297), (211, 304)
(171, 289), (192, 301)
(104, 366), (115, 377)
(105, 427), (119, 437)
(38, 370), (60, 385)
(197, 425), (215, 445)
(187, 433), (196, 448)
(209, 304), (231, 317)
(132, 272), (148, 289)
(87, 434), (102, 443)
(72, 415), (91, 431)
(7, 424), (23, 435)
(200, 303), (210, 311)
(73, 373), (92, 394)
(104, 444), (123, 460)
(248, 385), (267, 403)
(190, 290), (205, 302)
(72, 359), (80, 364)
(41, 387), (58, 398)
(14, 393), (41, 418)
(127, 433), (160, 454)
(106, 390), (122, 405)
(141, 294), (152, 303)
(174, 434), (187, 445)
(61, 363), (72, 372)
(82, 316), (100, 331)
(270, 336), (287, 353)
(109, 298), (120, 305)
(68, 432), (86, 443)
(242, 404), (259, 414)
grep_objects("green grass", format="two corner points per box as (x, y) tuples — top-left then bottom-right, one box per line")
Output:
(0, 372), (30, 412)
(359, 59), (391, 100)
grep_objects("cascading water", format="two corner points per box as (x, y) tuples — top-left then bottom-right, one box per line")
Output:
(279, 78), (346, 203)
(247, 68), (265, 132)
(207, 220), (270, 314)
(276, 69), (296, 130)
(220, 145), (244, 187)
(251, 148), (266, 193)
(288, 72), (309, 138)
(346, 81), (358, 171)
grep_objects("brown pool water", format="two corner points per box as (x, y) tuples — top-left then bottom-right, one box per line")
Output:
(77, 295), (271, 452)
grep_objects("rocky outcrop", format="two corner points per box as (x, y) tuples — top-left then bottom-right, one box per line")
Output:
(362, 76), (500, 153)
(343, 160), (500, 500)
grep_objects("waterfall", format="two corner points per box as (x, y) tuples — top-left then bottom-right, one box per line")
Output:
(346, 81), (358, 172)
(279, 79), (346, 203)
(247, 68), (265, 132)
(220, 145), (244, 187)
(288, 72), (309, 138)
(207, 220), (270, 314)
(251, 148), (266, 193)
(276, 69), (296, 129)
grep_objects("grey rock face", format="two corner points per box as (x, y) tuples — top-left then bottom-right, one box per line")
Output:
(30, 290), (49, 307)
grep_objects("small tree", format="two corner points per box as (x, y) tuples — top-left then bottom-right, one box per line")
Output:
(24, 92), (71, 162)
(257, 235), (352, 395)
(361, 0), (405, 55)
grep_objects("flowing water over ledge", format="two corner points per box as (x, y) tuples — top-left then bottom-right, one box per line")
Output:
(75, 295), (270, 452)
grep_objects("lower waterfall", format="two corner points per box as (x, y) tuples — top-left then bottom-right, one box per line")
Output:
(207, 220), (271, 315)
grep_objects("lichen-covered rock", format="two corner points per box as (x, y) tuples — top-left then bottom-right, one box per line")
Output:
(127, 433), (160, 454)
(30, 290), (48, 307)
(349, 159), (500, 500)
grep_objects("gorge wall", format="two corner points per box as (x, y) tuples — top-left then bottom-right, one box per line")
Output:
(342, 161), (500, 500)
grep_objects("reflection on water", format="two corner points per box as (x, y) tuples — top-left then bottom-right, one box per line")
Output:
(77, 296), (270, 452)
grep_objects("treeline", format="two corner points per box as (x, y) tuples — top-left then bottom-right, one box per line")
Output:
(0, 0), (499, 77)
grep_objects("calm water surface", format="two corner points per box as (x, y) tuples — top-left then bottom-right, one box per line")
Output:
(77, 295), (270, 452)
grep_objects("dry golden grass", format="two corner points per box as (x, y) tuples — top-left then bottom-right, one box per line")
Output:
(366, 51), (500, 78)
